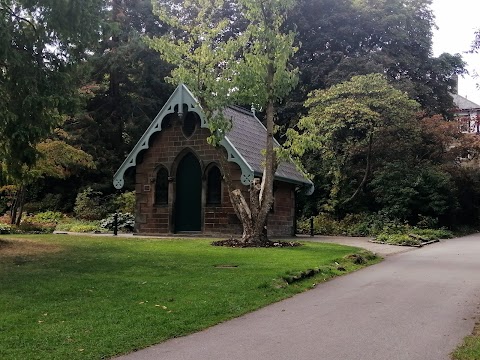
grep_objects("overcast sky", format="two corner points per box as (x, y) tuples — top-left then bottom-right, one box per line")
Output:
(431, 0), (480, 104)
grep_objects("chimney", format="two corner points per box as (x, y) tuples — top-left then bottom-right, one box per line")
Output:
(452, 74), (459, 94)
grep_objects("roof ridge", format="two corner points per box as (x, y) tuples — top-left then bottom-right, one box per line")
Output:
(452, 93), (480, 109)
(227, 105), (255, 116)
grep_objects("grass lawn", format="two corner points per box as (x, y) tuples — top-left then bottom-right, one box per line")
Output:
(0, 234), (379, 359)
(452, 322), (480, 360)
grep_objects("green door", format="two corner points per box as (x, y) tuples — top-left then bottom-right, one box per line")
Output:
(175, 152), (202, 231)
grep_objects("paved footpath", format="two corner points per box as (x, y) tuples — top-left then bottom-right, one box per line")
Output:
(115, 234), (480, 360)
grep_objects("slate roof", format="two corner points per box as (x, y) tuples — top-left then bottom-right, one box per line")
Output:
(224, 106), (310, 185)
(452, 94), (480, 110)
(113, 84), (313, 193)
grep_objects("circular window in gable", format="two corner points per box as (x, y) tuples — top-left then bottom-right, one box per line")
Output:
(182, 112), (199, 138)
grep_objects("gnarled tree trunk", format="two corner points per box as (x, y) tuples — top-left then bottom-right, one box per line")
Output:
(218, 97), (277, 246)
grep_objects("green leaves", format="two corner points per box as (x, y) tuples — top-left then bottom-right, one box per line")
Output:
(147, 0), (299, 131)
(0, 0), (103, 178)
(147, 0), (244, 117)
(286, 73), (420, 212)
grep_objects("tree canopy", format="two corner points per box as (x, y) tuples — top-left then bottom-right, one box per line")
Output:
(147, 0), (299, 244)
(286, 73), (420, 212)
(278, 0), (465, 124)
(1, 0), (480, 232)
(0, 0), (103, 176)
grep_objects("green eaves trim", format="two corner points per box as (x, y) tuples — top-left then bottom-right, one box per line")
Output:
(113, 84), (254, 189)
(221, 136), (255, 185)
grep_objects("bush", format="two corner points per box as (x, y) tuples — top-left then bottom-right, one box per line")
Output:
(100, 213), (135, 232)
(68, 224), (101, 233)
(297, 212), (408, 237)
(297, 214), (343, 235)
(0, 220), (55, 234)
(374, 227), (453, 247)
(23, 193), (64, 213)
(375, 233), (421, 246)
(31, 211), (64, 224)
(298, 212), (453, 242)
(113, 192), (135, 214)
(0, 223), (11, 234)
(410, 228), (453, 240)
(74, 187), (109, 220)
(56, 218), (102, 233)
(16, 221), (56, 234)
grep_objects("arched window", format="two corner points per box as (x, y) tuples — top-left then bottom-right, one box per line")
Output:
(155, 167), (169, 205)
(207, 166), (222, 205)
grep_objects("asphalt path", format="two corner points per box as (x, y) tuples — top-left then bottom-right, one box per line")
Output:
(115, 234), (480, 360)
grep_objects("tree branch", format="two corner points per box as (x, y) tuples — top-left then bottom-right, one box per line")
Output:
(343, 131), (374, 205)
(0, 2), (38, 36)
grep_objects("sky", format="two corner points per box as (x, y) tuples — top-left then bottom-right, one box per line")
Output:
(431, 0), (480, 104)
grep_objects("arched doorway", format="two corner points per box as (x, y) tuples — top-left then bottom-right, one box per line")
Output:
(175, 152), (202, 232)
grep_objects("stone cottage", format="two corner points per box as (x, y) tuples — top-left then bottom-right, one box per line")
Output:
(113, 84), (313, 236)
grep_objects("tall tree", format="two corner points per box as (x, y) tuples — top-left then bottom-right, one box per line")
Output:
(63, 0), (174, 186)
(148, 0), (298, 245)
(279, 0), (465, 124)
(4, 139), (95, 225)
(0, 0), (103, 177)
(286, 74), (419, 214)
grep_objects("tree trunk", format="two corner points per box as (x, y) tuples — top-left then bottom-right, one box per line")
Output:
(247, 56), (276, 245)
(15, 186), (26, 226)
(10, 190), (18, 225)
(10, 185), (26, 225)
(343, 131), (374, 205)
(109, 0), (124, 150)
(215, 35), (277, 246)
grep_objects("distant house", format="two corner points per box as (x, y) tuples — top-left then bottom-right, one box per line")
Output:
(452, 93), (480, 134)
(113, 84), (313, 236)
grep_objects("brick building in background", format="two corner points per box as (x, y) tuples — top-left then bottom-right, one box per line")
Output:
(453, 93), (480, 133)
(113, 84), (313, 237)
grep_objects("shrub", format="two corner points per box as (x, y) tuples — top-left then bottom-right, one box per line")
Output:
(297, 212), (452, 240)
(297, 214), (343, 235)
(375, 227), (453, 247)
(113, 192), (135, 214)
(410, 228), (453, 240)
(74, 187), (109, 220)
(416, 215), (439, 229)
(375, 233), (421, 246)
(55, 218), (101, 233)
(23, 193), (64, 213)
(16, 221), (56, 234)
(69, 224), (101, 233)
(0, 214), (11, 225)
(0, 223), (11, 234)
(31, 211), (64, 224)
(297, 212), (408, 237)
(100, 213), (135, 232)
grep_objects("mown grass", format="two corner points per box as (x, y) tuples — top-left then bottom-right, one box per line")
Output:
(452, 322), (480, 360)
(0, 234), (379, 359)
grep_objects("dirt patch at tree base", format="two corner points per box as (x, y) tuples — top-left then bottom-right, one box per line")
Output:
(212, 238), (302, 248)
(0, 238), (63, 257)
